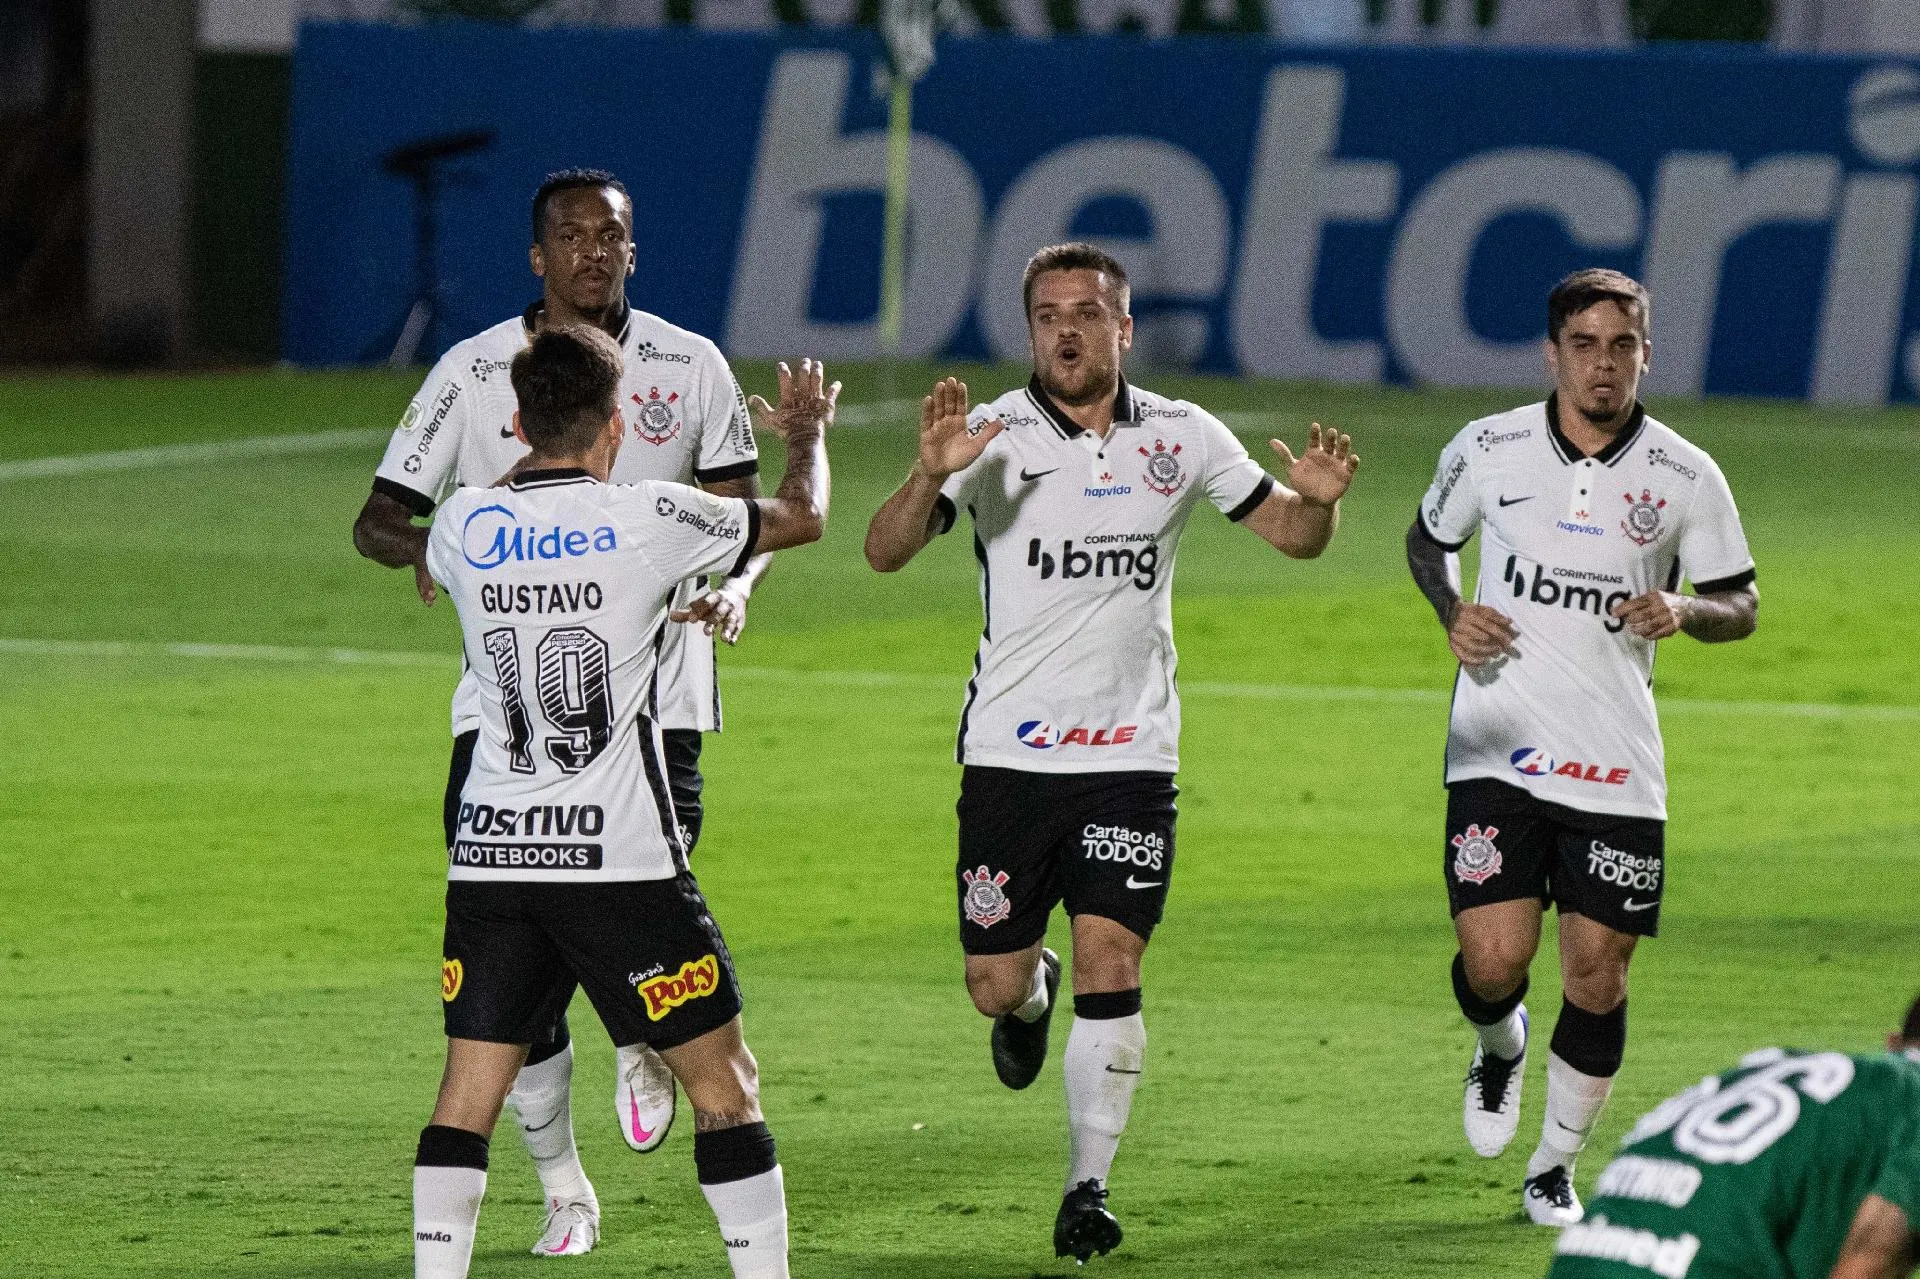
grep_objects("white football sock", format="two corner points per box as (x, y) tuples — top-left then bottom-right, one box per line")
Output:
(413, 1165), (485, 1279)
(1529, 1052), (1615, 1175)
(1471, 1004), (1528, 1061)
(1012, 956), (1051, 1023)
(507, 1043), (595, 1207)
(1064, 1012), (1146, 1190)
(701, 1166), (790, 1279)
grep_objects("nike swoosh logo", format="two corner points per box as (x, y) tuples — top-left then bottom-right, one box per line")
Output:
(545, 1228), (573, 1253)
(628, 1093), (657, 1145)
(500, 424), (517, 439)
(1104, 1066), (1143, 1074)
(1019, 468), (1058, 482)
(522, 1113), (562, 1134)
(1497, 495), (1534, 507)
(1622, 899), (1656, 912)
(1124, 876), (1163, 890)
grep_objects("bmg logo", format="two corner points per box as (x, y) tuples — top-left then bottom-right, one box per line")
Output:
(1027, 537), (1159, 590)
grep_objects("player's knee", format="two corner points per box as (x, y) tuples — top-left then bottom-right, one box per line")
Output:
(1562, 958), (1629, 1012)
(965, 966), (1027, 1018)
(1460, 943), (1530, 998)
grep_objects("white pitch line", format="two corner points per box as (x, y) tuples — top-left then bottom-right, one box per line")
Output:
(0, 405), (930, 485)
(0, 638), (1913, 722)
(0, 427), (390, 481)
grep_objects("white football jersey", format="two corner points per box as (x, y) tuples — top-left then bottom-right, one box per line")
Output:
(425, 469), (760, 881)
(1419, 397), (1755, 820)
(936, 377), (1274, 774)
(374, 303), (759, 735)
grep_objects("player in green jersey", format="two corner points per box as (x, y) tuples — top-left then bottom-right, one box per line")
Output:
(1548, 993), (1920, 1279)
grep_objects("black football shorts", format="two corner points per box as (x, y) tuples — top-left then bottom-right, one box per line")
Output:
(1444, 778), (1666, 937)
(956, 766), (1178, 955)
(440, 873), (742, 1050)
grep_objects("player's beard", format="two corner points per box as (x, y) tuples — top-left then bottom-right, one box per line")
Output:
(1038, 349), (1119, 408)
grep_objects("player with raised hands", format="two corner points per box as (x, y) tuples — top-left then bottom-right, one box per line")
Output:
(355, 168), (776, 1257)
(412, 329), (832, 1279)
(866, 241), (1358, 1264)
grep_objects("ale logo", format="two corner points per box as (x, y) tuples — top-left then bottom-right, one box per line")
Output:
(1510, 746), (1556, 777)
(638, 954), (720, 1021)
(441, 958), (464, 1003)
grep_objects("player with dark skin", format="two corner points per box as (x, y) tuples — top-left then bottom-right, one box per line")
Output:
(1405, 295), (1759, 1028)
(428, 357), (834, 1144)
(351, 184), (770, 639)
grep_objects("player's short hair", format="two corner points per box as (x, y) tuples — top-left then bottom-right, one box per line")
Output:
(1548, 268), (1650, 343)
(1903, 990), (1920, 1045)
(1022, 243), (1131, 318)
(531, 168), (631, 243)
(510, 325), (623, 454)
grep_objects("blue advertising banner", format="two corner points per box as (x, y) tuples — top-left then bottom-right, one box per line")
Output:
(287, 24), (1920, 402)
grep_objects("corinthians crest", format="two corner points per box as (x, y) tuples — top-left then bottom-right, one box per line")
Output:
(631, 387), (682, 445)
(962, 865), (1012, 928)
(1620, 489), (1667, 546)
(1138, 438), (1186, 496)
(1450, 824), (1502, 885)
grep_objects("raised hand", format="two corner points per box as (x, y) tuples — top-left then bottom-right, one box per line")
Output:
(1270, 423), (1359, 507)
(671, 581), (749, 645)
(1449, 601), (1518, 667)
(918, 376), (1003, 480)
(747, 358), (840, 441)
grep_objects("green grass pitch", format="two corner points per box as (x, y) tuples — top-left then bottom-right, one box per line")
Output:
(0, 363), (1914, 1278)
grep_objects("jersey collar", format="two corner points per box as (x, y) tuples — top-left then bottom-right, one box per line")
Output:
(506, 466), (596, 490)
(1544, 393), (1646, 467)
(521, 299), (634, 346)
(1026, 374), (1135, 440)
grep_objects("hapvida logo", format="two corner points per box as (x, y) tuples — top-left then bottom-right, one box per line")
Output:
(1027, 537), (1158, 589)
(462, 504), (617, 571)
(1017, 721), (1138, 749)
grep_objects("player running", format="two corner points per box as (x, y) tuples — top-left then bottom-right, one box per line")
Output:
(863, 242), (1359, 1263)
(1406, 269), (1760, 1226)
(411, 326), (832, 1279)
(354, 169), (769, 1254)
(1547, 992), (1920, 1279)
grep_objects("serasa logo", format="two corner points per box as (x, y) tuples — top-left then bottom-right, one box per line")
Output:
(461, 503), (618, 571)
(1017, 720), (1139, 749)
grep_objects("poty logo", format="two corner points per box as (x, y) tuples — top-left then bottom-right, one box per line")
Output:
(1510, 746), (1556, 777)
(637, 954), (721, 1021)
(1016, 720), (1138, 749)
(461, 504), (618, 571)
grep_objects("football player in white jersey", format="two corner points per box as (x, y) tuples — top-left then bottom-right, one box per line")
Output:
(354, 170), (769, 1253)
(864, 243), (1360, 1262)
(1405, 269), (1758, 1227)
(411, 326), (833, 1279)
